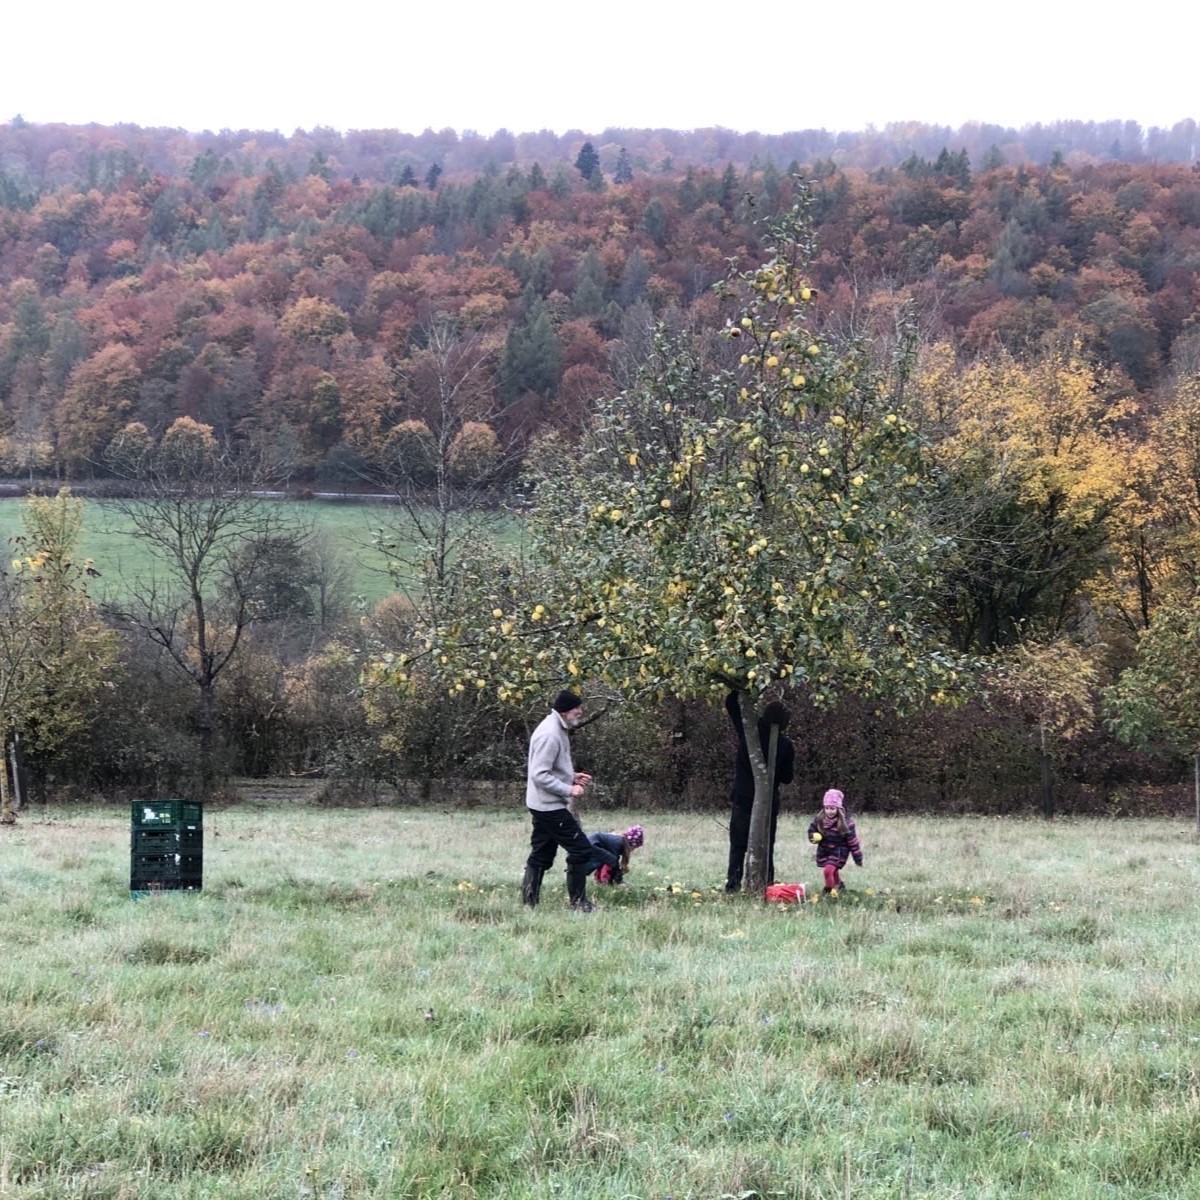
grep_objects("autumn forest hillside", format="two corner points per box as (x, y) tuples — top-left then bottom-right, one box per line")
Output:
(1, 117), (1199, 484)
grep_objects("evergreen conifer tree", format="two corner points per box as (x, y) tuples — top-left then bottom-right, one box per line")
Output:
(501, 297), (562, 400)
(574, 141), (601, 181)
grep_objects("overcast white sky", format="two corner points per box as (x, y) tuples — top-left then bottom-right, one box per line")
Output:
(4, 0), (1196, 136)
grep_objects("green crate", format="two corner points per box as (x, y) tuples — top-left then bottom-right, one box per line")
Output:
(131, 800), (203, 830)
(131, 854), (203, 893)
(131, 852), (203, 877)
(132, 828), (203, 854)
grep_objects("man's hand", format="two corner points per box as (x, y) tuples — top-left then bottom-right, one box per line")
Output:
(573, 773), (593, 787)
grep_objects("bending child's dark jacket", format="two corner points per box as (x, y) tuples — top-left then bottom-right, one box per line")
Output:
(586, 831), (623, 868)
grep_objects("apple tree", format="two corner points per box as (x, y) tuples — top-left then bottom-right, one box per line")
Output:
(1105, 598), (1200, 832)
(370, 193), (963, 890)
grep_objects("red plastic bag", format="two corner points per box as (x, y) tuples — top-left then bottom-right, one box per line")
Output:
(764, 883), (806, 904)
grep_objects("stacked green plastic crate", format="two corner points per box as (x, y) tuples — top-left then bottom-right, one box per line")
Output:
(130, 800), (203, 894)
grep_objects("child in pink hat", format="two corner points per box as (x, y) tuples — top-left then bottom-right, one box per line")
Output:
(806, 789), (863, 894)
(586, 825), (645, 884)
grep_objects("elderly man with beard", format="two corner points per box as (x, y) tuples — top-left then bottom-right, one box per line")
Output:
(520, 689), (613, 912)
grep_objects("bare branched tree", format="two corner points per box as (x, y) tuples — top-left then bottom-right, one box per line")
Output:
(103, 418), (310, 787)
(361, 318), (523, 620)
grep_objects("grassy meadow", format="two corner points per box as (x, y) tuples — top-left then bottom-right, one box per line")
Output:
(2, 807), (1199, 1199)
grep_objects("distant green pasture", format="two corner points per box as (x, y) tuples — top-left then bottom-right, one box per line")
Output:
(0, 497), (521, 609)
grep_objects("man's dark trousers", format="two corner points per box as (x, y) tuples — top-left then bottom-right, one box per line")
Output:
(527, 808), (594, 903)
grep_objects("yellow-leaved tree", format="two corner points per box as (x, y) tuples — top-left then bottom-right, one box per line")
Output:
(914, 340), (1135, 652)
(0, 490), (119, 820)
(992, 639), (1099, 818)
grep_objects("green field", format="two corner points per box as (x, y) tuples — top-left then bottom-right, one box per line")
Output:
(0, 497), (520, 609)
(3, 808), (1198, 1199)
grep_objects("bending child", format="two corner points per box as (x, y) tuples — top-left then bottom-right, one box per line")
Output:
(807, 789), (863, 894)
(586, 825), (645, 885)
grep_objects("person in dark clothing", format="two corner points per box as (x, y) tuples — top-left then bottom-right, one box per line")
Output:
(724, 691), (795, 892)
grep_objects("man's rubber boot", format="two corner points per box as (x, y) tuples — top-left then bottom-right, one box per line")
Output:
(566, 867), (592, 911)
(521, 865), (544, 907)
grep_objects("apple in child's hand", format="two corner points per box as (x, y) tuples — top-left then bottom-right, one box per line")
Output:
(810, 832), (822, 843)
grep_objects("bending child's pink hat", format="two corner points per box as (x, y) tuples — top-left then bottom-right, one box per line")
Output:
(822, 789), (844, 809)
(623, 825), (645, 848)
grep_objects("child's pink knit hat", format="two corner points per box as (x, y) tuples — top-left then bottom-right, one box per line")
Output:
(822, 789), (844, 809)
(623, 825), (645, 848)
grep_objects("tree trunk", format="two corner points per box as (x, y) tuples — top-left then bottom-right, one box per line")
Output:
(741, 691), (779, 895)
(199, 679), (216, 788)
(0, 727), (12, 824)
(1193, 751), (1199, 836)
(1039, 721), (1054, 819)
(8, 736), (22, 815)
